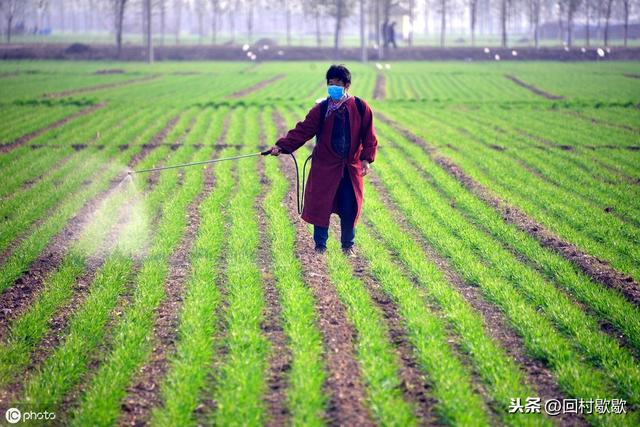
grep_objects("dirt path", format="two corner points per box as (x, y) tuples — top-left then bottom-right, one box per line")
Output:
(0, 102), (106, 153)
(365, 171), (587, 426)
(373, 73), (386, 100)
(0, 114), (181, 341)
(228, 74), (286, 99)
(377, 112), (640, 308)
(42, 75), (160, 99)
(272, 110), (375, 426)
(118, 115), (231, 426)
(504, 74), (565, 100)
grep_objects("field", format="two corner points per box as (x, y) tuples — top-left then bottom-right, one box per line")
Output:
(0, 59), (639, 426)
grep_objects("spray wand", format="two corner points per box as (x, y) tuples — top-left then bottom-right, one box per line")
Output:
(129, 148), (312, 215)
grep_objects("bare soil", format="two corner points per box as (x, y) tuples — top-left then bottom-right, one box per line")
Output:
(336, 220), (441, 425)
(228, 74), (286, 99)
(256, 114), (291, 426)
(373, 73), (386, 100)
(505, 74), (565, 100)
(43, 75), (159, 99)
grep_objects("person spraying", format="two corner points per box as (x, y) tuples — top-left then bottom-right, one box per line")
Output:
(269, 64), (378, 256)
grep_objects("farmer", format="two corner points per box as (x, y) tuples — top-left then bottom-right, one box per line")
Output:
(269, 64), (378, 256)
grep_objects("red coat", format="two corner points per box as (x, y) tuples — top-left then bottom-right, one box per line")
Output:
(276, 96), (378, 228)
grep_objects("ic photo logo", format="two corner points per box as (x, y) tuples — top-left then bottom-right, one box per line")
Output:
(5, 408), (20, 424)
(4, 407), (56, 424)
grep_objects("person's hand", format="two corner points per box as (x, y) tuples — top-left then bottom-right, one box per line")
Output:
(270, 144), (282, 156)
(361, 160), (371, 176)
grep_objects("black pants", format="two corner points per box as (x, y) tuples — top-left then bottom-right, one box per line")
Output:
(313, 166), (356, 249)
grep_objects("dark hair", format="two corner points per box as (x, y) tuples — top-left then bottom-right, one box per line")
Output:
(326, 64), (351, 86)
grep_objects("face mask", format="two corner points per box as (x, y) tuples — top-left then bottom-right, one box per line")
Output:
(327, 85), (345, 100)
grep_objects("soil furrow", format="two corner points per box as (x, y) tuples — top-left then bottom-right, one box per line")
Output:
(504, 74), (565, 100)
(333, 220), (440, 425)
(118, 114), (231, 426)
(377, 112), (640, 307)
(560, 110), (640, 134)
(4, 196), (144, 414)
(366, 171), (586, 426)
(43, 75), (160, 99)
(0, 102), (106, 153)
(257, 163), (291, 426)
(256, 114), (291, 426)
(373, 73), (386, 100)
(272, 110), (375, 427)
(228, 74), (286, 99)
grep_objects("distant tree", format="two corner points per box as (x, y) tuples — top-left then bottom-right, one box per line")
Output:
(159, 0), (166, 44)
(113, 0), (128, 56)
(469, 0), (478, 45)
(243, 0), (254, 43)
(195, 0), (206, 43)
(302, 0), (325, 47)
(173, 0), (182, 44)
(321, 0), (355, 57)
(439, 0), (447, 47)
(283, 0), (292, 45)
(1, 0), (26, 43)
(359, 0), (366, 61)
(565, 0), (581, 46)
(500, 0), (511, 47)
(603, 0), (612, 45)
(528, 0), (542, 47)
(145, 0), (153, 62)
(35, 0), (51, 34)
(408, 0), (415, 45)
(584, 0), (592, 45)
(621, 0), (629, 46)
(556, 0), (565, 44)
(210, 0), (220, 43)
(423, 0), (429, 36)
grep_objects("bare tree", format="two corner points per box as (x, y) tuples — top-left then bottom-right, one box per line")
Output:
(195, 0), (205, 43)
(174, 0), (182, 44)
(556, 0), (565, 43)
(322, 0), (354, 57)
(302, 0), (324, 47)
(360, 0), (366, 61)
(500, 0), (509, 46)
(146, 0), (153, 61)
(114, 0), (127, 56)
(529, 0), (541, 47)
(2, 0), (26, 42)
(469, 0), (479, 45)
(424, 0), (429, 35)
(159, 0), (166, 44)
(284, 0), (292, 46)
(603, 0), (612, 45)
(566, 0), (581, 46)
(408, 0), (415, 45)
(621, 0), (629, 46)
(210, 0), (220, 43)
(440, 0), (447, 47)
(585, 0), (591, 45)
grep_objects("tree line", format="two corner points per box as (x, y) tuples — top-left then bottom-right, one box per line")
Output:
(1, 0), (637, 59)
